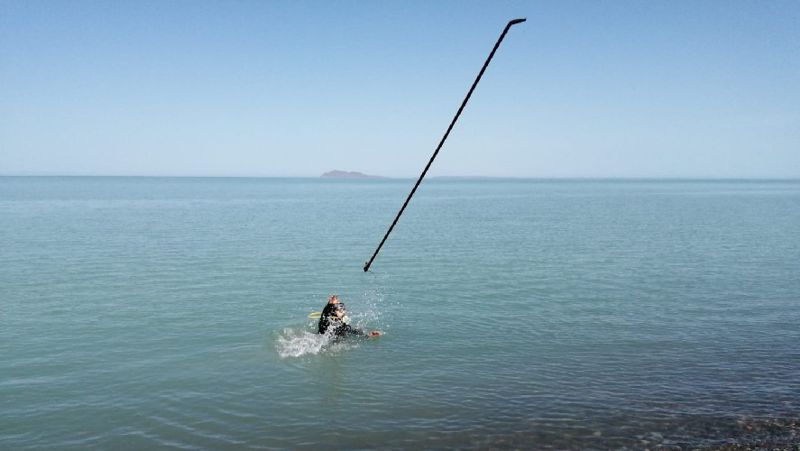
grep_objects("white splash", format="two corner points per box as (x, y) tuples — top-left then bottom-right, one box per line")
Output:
(276, 328), (332, 358)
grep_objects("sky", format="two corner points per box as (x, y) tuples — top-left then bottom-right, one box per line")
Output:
(1, 0), (798, 178)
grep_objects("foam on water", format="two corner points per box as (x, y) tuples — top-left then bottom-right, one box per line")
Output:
(276, 328), (332, 358)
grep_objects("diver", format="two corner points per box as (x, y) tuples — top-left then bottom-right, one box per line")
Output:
(318, 295), (381, 339)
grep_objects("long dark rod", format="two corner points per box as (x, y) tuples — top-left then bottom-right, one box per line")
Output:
(363, 18), (526, 272)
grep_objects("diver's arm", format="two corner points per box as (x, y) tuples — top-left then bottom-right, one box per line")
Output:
(340, 325), (381, 338)
(345, 325), (364, 336)
(350, 327), (381, 338)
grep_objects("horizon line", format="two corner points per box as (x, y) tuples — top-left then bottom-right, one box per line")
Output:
(2, 174), (799, 181)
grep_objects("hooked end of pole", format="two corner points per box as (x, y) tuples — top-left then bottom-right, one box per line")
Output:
(363, 262), (370, 272)
(508, 18), (526, 26)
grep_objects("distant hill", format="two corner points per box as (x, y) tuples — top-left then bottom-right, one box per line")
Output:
(321, 170), (383, 179)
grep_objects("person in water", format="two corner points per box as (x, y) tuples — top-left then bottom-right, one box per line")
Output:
(318, 295), (381, 338)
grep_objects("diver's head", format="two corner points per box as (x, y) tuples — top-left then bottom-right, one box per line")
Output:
(328, 295), (340, 304)
(331, 303), (346, 318)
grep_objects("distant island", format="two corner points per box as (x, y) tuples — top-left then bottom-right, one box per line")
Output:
(321, 170), (383, 179)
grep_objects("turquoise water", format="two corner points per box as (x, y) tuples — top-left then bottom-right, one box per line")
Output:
(1, 176), (799, 449)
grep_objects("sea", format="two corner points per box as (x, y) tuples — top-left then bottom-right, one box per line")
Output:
(1, 176), (798, 449)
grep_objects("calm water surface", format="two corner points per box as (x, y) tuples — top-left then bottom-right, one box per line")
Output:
(1, 177), (799, 449)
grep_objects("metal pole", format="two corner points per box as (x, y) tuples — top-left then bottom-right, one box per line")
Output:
(363, 18), (526, 272)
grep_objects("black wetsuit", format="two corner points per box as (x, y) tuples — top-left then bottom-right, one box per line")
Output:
(317, 303), (364, 338)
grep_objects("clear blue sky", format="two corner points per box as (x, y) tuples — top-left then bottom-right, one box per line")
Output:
(1, 0), (798, 177)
